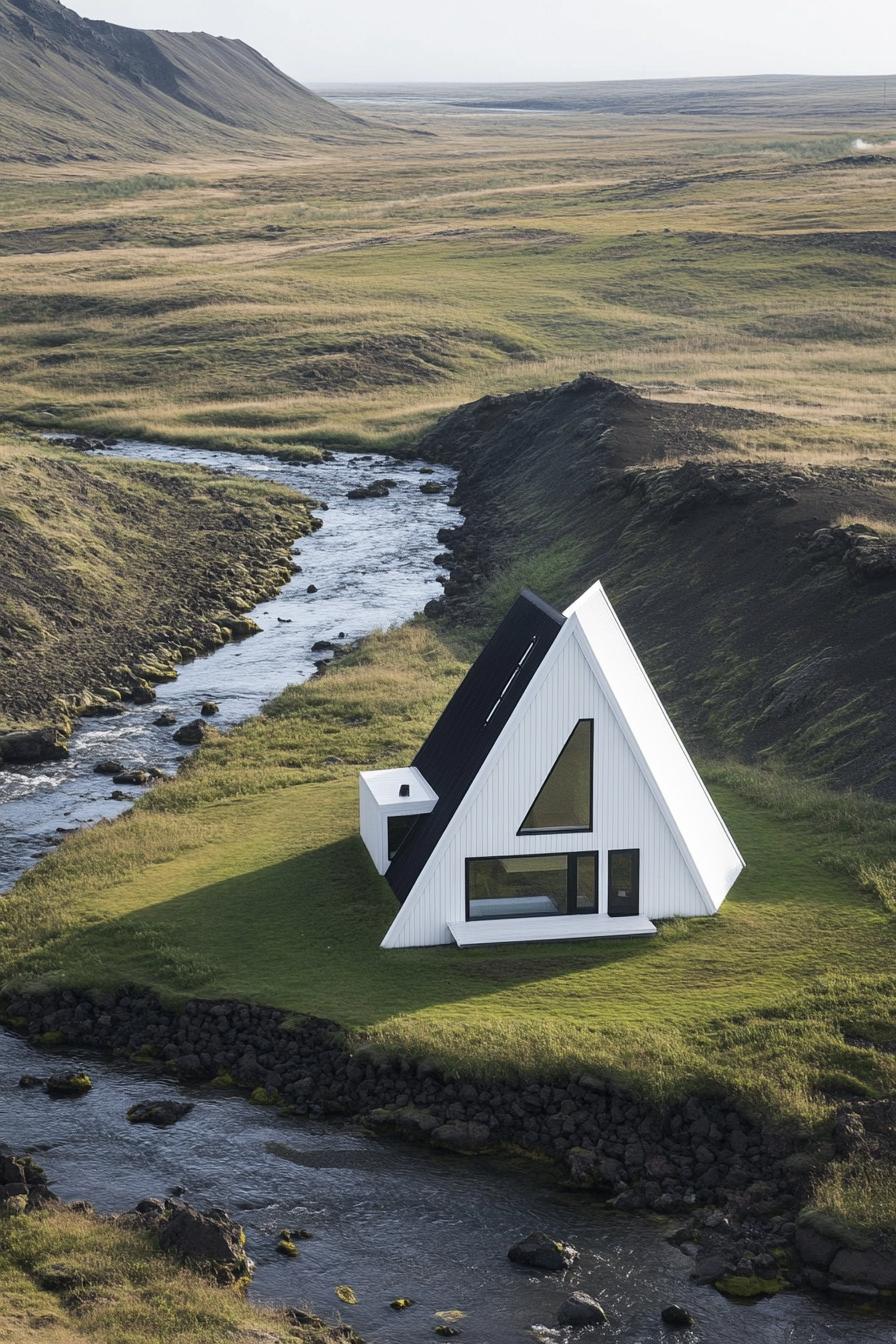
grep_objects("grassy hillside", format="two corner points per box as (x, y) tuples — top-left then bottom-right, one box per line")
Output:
(0, 434), (313, 732)
(0, 1203), (342, 1344)
(0, 0), (371, 163)
(418, 376), (896, 796)
(0, 92), (892, 454)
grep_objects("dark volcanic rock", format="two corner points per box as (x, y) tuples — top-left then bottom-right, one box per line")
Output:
(154, 710), (177, 727)
(347, 479), (393, 500)
(127, 1099), (195, 1127)
(45, 1071), (92, 1097)
(156, 1203), (252, 1284)
(795, 1223), (840, 1270)
(508, 1231), (578, 1271)
(828, 1246), (896, 1291)
(430, 1120), (492, 1153)
(661, 1303), (695, 1327)
(0, 726), (69, 765)
(94, 759), (123, 775)
(173, 719), (209, 746)
(200, 701), (220, 717)
(112, 769), (152, 786)
(557, 1291), (607, 1327)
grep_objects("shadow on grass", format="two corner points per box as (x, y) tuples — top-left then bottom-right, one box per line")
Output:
(20, 836), (668, 1025)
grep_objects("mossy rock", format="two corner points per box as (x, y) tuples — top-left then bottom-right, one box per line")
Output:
(390, 1298), (415, 1310)
(34, 1030), (65, 1048)
(46, 1071), (92, 1097)
(276, 1237), (298, 1257)
(249, 1086), (280, 1106)
(714, 1273), (788, 1298)
(131, 1043), (161, 1062)
(210, 1071), (237, 1088)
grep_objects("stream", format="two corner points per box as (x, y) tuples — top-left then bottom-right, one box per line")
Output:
(3, 1032), (894, 1344)
(1, 441), (894, 1342)
(0, 441), (456, 892)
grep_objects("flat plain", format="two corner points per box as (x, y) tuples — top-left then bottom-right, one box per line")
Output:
(0, 81), (894, 463)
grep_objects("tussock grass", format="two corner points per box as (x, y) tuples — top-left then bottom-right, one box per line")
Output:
(1, 109), (894, 457)
(0, 1204), (339, 1344)
(835, 513), (896, 536)
(806, 1157), (896, 1250)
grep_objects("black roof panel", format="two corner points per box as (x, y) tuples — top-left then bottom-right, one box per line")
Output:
(385, 589), (565, 902)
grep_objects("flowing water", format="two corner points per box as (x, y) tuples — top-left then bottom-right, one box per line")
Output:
(0, 441), (456, 892)
(2, 441), (893, 1342)
(3, 1032), (893, 1344)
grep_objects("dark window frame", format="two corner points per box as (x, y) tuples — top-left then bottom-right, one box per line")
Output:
(387, 813), (420, 863)
(465, 850), (599, 921)
(516, 718), (594, 836)
(607, 848), (640, 918)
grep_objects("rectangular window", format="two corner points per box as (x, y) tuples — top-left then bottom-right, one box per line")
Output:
(387, 814), (419, 862)
(467, 852), (598, 921)
(575, 852), (597, 913)
(608, 849), (640, 917)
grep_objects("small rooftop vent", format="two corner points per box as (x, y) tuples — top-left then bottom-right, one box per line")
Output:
(399, 783), (410, 797)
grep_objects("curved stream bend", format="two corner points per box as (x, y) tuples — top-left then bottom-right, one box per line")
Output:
(0, 442), (456, 891)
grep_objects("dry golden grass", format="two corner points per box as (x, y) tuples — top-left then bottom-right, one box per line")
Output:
(0, 103), (893, 461)
(835, 513), (896, 535)
(0, 1204), (341, 1344)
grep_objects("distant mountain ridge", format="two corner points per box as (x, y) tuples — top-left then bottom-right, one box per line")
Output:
(0, 0), (371, 161)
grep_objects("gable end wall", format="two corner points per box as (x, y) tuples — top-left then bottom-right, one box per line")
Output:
(381, 632), (708, 948)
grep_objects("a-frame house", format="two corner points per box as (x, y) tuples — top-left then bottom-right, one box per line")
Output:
(359, 579), (744, 948)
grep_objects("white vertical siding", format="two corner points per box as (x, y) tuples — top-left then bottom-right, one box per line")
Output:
(359, 776), (388, 874)
(381, 629), (708, 948)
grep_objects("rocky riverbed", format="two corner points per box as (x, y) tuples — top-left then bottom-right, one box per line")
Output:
(4, 1026), (895, 1344)
(0, 440), (456, 890)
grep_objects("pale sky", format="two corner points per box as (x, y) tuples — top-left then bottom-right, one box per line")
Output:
(71, 0), (896, 84)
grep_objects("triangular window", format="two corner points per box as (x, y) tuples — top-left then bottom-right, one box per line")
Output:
(518, 719), (593, 834)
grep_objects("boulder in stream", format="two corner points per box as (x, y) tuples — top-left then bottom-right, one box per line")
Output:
(154, 710), (177, 727)
(94, 759), (123, 775)
(112, 769), (153, 786)
(45, 1071), (92, 1097)
(557, 1291), (608, 1328)
(127, 1099), (195, 1127)
(661, 1303), (695, 1328)
(0, 727), (69, 765)
(508, 1231), (578, 1271)
(173, 719), (209, 746)
(200, 701), (220, 717)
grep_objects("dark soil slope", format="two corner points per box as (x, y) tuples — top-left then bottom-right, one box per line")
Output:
(422, 374), (896, 795)
(0, 0), (370, 162)
(0, 436), (313, 736)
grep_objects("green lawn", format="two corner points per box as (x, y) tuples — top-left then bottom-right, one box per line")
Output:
(5, 623), (895, 1127)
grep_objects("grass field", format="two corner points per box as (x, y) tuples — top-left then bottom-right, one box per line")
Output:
(0, 95), (894, 459)
(0, 1204), (340, 1344)
(4, 621), (895, 1129)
